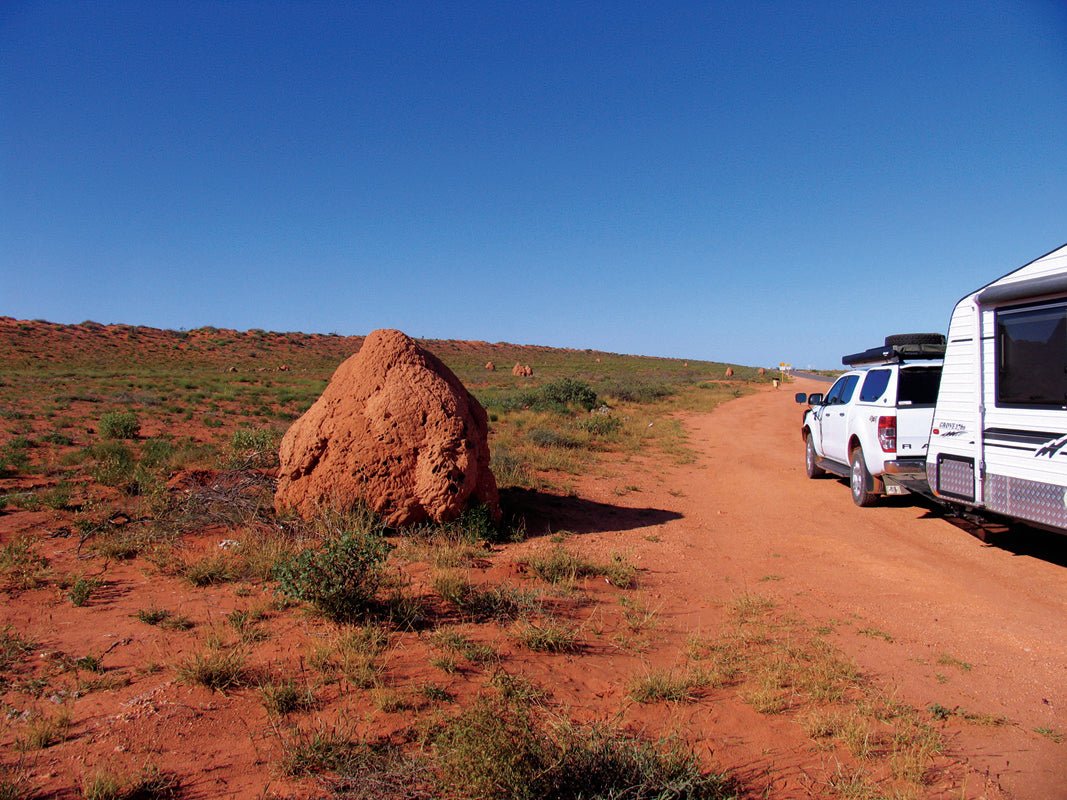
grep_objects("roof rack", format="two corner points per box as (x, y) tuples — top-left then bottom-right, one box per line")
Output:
(842, 342), (946, 367)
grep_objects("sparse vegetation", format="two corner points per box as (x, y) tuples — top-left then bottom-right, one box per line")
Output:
(81, 765), (180, 800)
(176, 641), (248, 692)
(0, 537), (50, 591)
(260, 676), (316, 715)
(68, 576), (101, 606)
(513, 619), (580, 653)
(433, 696), (738, 800)
(18, 710), (71, 750)
(273, 512), (392, 622)
(99, 410), (140, 439)
(524, 546), (637, 588)
(0, 320), (998, 798)
(628, 668), (708, 703)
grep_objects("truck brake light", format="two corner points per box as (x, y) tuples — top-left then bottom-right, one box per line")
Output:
(878, 416), (896, 453)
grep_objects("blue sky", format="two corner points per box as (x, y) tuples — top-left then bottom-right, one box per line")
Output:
(2, 1), (1065, 368)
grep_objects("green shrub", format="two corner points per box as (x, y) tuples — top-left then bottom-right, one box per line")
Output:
(434, 698), (546, 798)
(88, 441), (136, 487)
(603, 382), (676, 403)
(260, 677), (315, 715)
(273, 529), (392, 622)
(140, 438), (175, 469)
(433, 697), (737, 799)
(182, 554), (236, 587)
(229, 427), (279, 468)
(540, 378), (598, 411)
(176, 645), (247, 692)
(523, 546), (636, 588)
(68, 576), (101, 607)
(0, 437), (32, 476)
(0, 537), (49, 590)
(577, 414), (622, 436)
(423, 504), (503, 543)
(528, 428), (580, 449)
(490, 445), (531, 488)
(99, 411), (140, 439)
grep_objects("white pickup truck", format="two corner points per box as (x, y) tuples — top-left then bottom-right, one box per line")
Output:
(795, 334), (945, 506)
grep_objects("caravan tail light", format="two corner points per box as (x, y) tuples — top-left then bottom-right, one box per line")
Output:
(878, 416), (897, 453)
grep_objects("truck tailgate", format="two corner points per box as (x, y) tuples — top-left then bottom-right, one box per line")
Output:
(895, 406), (935, 457)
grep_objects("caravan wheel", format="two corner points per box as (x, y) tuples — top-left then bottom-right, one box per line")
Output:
(850, 448), (877, 507)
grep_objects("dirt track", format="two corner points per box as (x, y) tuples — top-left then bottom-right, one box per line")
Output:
(575, 377), (1067, 797)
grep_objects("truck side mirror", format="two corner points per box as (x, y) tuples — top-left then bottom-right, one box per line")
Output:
(807, 393), (825, 406)
(794, 393), (807, 404)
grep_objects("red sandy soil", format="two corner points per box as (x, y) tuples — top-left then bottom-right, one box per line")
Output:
(3, 378), (1065, 798)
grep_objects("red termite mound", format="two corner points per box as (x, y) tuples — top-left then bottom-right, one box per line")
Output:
(274, 329), (500, 527)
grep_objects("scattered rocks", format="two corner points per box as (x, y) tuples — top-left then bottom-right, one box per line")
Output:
(512, 363), (533, 377)
(724, 367), (734, 378)
(275, 329), (500, 526)
(485, 361), (495, 371)
(758, 367), (766, 376)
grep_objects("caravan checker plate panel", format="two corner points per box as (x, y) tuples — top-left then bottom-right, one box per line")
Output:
(936, 455), (974, 502)
(987, 473), (1067, 530)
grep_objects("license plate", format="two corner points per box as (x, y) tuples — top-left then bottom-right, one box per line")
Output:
(885, 484), (908, 495)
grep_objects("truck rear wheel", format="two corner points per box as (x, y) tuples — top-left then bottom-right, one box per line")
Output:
(805, 433), (825, 479)
(850, 448), (877, 507)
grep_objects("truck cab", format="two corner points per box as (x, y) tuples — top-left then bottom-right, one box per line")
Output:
(796, 335), (944, 506)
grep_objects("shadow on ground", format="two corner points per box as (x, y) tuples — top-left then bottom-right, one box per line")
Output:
(501, 487), (682, 537)
(913, 500), (1067, 569)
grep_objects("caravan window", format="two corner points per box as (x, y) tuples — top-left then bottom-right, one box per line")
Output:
(996, 302), (1067, 407)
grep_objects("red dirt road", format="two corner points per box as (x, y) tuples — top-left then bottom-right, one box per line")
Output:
(568, 377), (1067, 798)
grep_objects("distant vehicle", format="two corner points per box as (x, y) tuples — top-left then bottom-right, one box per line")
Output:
(796, 242), (1067, 535)
(795, 334), (944, 506)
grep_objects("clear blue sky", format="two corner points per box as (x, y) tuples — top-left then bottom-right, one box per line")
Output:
(2, 1), (1065, 368)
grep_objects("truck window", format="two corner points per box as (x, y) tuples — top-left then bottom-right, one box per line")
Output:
(837, 375), (859, 404)
(825, 374), (859, 405)
(860, 369), (891, 402)
(824, 377), (846, 405)
(897, 367), (942, 406)
(997, 302), (1067, 406)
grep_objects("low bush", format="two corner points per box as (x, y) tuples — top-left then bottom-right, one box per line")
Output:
(524, 547), (637, 588)
(176, 644), (247, 692)
(0, 537), (50, 590)
(229, 427), (279, 468)
(140, 437), (175, 469)
(87, 441), (136, 488)
(99, 411), (140, 439)
(577, 414), (622, 436)
(273, 528), (392, 622)
(603, 381), (676, 403)
(68, 576), (101, 607)
(260, 677), (316, 716)
(528, 428), (581, 449)
(539, 378), (598, 412)
(0, 437), (32, 476)
(490, 445), (531, 488)
(433, 697), (738, 799)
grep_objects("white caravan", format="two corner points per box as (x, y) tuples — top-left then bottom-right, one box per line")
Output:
(927, 242), (1067, 533)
